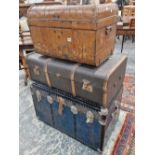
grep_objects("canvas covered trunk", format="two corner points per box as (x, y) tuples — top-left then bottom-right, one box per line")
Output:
(27, 4), (118, 66)
(30, 82), (123, 152)
(26, 52), (127, 108)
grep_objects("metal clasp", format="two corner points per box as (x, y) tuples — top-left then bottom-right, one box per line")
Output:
(105, 25), (112, 35)
(33, 65), (40, 76)
(36, 90), (41, 102)
(70, 105), (78, 115)
(82, 79), (93, 93)
(86, 111), (94, 123)
(47, 95), (53, 104)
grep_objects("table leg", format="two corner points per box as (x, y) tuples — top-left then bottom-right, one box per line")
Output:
(132, 35), (135, 43)
(19, 48), (29, 86)
(121, 35), (125, 53)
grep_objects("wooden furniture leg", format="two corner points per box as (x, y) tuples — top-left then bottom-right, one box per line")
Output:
(19, 48), (29, 86)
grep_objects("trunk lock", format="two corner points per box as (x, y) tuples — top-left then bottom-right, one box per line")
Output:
(47, 96), (53, 104)
(70, 105), (78, 115)
(33, 65), (40, 76)
(86, 111), (94, 123)
(82, 79), (93, 92)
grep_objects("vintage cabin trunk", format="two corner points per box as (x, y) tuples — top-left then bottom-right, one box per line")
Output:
(27, 4), (118, 66)
(26, 52), (127, 108)
(30, 82), (123, 152)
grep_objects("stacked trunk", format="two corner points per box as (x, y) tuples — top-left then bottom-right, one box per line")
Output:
(26, 3), (127, 152)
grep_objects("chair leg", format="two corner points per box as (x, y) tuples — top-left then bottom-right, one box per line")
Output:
(121, 35), (125, 53)
(19, 48), (29, 86)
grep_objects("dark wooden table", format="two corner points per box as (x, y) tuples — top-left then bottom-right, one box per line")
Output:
(117, 26), (135, 53)
(117, 16), (135, 53)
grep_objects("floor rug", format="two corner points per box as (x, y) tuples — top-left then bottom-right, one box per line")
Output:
(121, 74), (135, 113)
(103, 111), (135, 155)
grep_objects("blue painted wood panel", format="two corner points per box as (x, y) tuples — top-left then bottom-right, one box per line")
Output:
(30, 83), (121, 152)
(51, 101), (75, 138)
(31, 87), (54, 126)
(75, 112), (103, 150)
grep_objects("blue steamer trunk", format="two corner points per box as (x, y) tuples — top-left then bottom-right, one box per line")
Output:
(30, 82), (122, 152)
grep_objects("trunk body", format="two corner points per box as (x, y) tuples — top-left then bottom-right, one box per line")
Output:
(26, 52), (127, 108)
(30, 82), (123, 152)
(27, 4), (118, 66)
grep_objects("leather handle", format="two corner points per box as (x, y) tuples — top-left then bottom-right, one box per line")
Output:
(105, 25), (113, 35)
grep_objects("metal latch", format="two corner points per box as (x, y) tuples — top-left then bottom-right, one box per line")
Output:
(105, 25), (112, 35)
(67, 37), (72, 42)
(86, 111), (94, 123)
(82, 79), (93, 92)
(99, 108), (109, 116)
(47, 95), (53, 104)
(56, 73), (61, 78)
(36, 90), (41, 102)
(70, 105), (78, 115)
(98, 108), (108, 126)
(33, 65), (40, 76)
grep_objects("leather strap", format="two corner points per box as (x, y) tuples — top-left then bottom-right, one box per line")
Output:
(70, 63), (80, 96)
(57, 97), (64, 115)
(102, 81), (108, 108)
(44, 58), (52, 87)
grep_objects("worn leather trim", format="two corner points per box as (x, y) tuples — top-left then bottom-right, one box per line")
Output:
(44, 58), (52, 87)
(70, 63), (80, 96)
(102, 81), (108, 108)
(105, 55), (127, 80)
(102, 55), (127, 107)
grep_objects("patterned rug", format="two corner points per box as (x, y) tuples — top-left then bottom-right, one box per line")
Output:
(112, 113), (135, 155)
(103, 112), (135, 155)
(121, 74), (135, 113)
(116, 73), (135, 155)
(103, 74), (135, 155)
